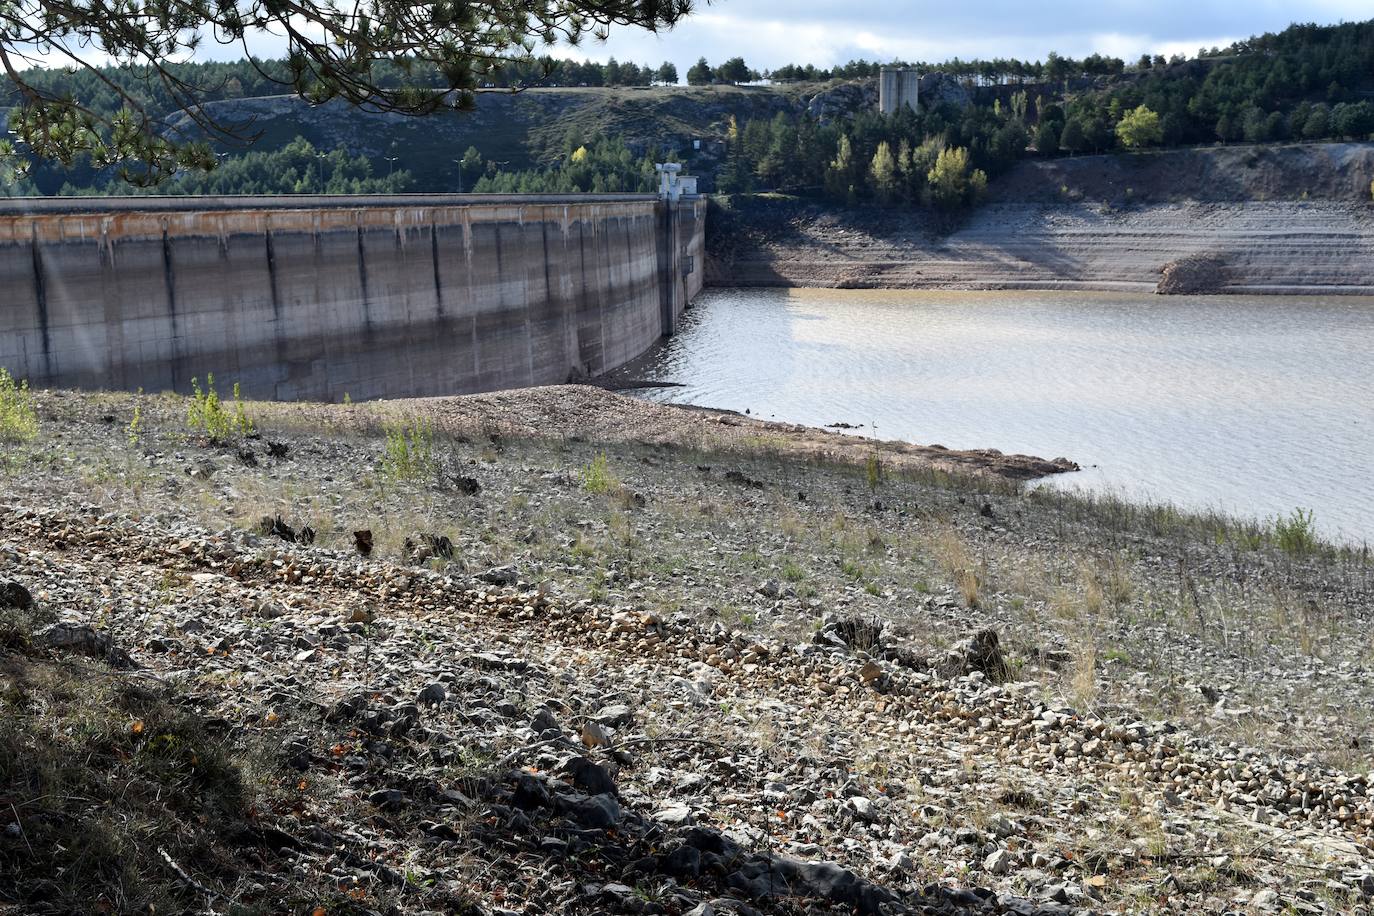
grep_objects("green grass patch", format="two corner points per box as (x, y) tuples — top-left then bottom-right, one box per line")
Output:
(381, 417), (437, 485)
(581, 453), (616, 494)
(1271, 508), (1319, 558)
(186, 375), (255, 443)
(839, 558), (870, 581)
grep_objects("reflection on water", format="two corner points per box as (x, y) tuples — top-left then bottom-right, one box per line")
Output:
(619, 288), (1374, 544)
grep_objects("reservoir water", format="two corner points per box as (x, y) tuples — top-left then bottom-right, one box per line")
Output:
(620, 288), (1374, 545)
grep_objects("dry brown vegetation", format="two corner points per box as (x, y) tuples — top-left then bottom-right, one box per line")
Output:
(1, 385), (1371, 914)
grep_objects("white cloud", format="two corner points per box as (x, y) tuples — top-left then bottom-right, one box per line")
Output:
(558, 0), (1371, 76)
(1153, 36), (1242, 59)
(1087, 33), (1154, 60)
(1078, 31), (1243, 62)
(24, 0), (1371, 79)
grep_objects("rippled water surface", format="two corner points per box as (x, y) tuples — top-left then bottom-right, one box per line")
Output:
(620, 288), (1374, 544)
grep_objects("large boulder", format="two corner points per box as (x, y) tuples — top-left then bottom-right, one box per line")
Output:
(0, 580), (33, 610)
(804, 81), (877, 123)
(35, 622), (135, 668)
(918, 71), (974, 111)
(1158, 253), (1230, 294)
(942, 628), (1011, 683)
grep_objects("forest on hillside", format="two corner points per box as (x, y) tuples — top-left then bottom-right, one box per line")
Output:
(0, 56), (681, 129)
(3, 18), (1372, 200)
(458, 20), (1374, 209)
(714, 19), (1374, 206)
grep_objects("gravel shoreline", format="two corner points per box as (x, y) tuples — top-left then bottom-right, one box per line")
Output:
(2, 385), (1372, 914)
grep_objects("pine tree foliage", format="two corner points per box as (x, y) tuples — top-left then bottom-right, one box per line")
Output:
(0, 0), (691, 182)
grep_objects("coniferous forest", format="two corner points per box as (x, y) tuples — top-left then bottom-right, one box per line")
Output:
(3, 19), (1373, 203)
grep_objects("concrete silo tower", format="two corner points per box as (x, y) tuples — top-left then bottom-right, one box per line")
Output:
(878, 67), (920, 115)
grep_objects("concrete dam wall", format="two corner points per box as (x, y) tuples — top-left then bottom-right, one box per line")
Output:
(0, 193), (705, 401)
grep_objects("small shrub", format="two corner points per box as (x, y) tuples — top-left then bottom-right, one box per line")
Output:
(231, 383), (254, 438)
(0, 368), (38, 442)
(1272, 508), (1319, 557)
(380, 417), (437, 484)
(126, 405), (143, 448)
(187, 376), (223, 441)
(186, 375), (253, 443)
(582, 453), (615, 494)
(781, 559), (806, 582)
(1104, 557), (1134, 606)
(839, 558), (868, 581)
(930, 526), (984, 608)
(865, 452), (883, 491)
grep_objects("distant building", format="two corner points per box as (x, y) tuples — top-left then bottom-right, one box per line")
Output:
(878, 68), (919, 115)
(655, 163), (698, 201)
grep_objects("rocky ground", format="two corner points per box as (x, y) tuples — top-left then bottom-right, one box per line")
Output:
(2, 384), (1373, 915)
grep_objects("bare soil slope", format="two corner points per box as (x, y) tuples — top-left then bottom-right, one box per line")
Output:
(992, 143), (1374, 204)
(710, 144), (1374, 295)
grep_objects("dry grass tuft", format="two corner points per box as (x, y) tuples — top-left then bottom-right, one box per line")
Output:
(1069, 627), (1098, 711)
(929, 526), (985, 608)
(0, 652), (256, 912)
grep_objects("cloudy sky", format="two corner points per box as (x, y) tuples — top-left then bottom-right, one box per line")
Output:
(546, 0), (1370, 73)
(172, 0), (1370, 75)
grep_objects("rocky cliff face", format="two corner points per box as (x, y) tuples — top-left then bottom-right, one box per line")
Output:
(803, 81), (877, 122)
(918, 72), (975, 110)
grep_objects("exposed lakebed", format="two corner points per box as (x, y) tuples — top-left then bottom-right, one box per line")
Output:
(618, 287), (1374, 544)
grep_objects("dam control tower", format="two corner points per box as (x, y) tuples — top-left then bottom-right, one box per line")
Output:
(878, 67), (920, 115)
